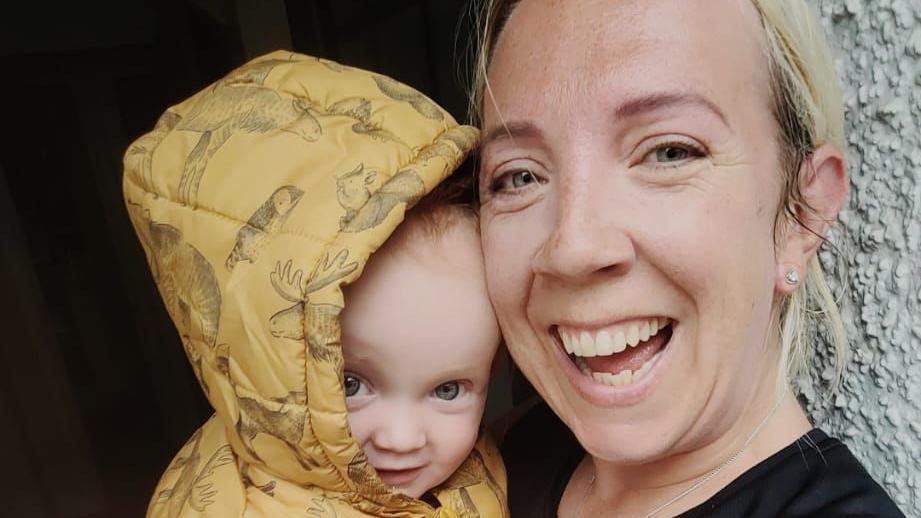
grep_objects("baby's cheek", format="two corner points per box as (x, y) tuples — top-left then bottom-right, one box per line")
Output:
(345, 405), (375, 445)
(435, 402), (485, 468)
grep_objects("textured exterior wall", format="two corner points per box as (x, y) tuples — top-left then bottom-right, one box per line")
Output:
(797, 1), (921, 515)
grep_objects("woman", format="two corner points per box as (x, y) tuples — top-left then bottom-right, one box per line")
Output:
(471, 0), (904, 516)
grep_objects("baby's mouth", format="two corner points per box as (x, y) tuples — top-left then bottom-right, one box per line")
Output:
(375, 466), (425, 486)
(555, 318), (673, 386)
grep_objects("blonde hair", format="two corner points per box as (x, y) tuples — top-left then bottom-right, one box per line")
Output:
(468, 0), (849, 388)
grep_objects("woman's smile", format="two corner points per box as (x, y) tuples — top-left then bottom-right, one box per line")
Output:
(555, 317), (671, 380)
(550, 318), (675, 406)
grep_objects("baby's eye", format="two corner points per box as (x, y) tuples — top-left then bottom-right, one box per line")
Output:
(344, 374), (369, 398)
(433, 381), (462, 401)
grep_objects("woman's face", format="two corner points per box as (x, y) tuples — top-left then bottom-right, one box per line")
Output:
(479, 0), (789, 463)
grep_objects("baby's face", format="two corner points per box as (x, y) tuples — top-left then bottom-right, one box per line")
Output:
(340, 220), (499, 498)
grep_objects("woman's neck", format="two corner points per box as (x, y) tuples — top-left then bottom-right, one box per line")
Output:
(578, 385), (811, 517)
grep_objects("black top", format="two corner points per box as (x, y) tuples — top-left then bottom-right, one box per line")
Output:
(502, 403), (904, 517)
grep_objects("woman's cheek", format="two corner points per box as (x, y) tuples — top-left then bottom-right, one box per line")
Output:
(482, 208), (544, 292)
(481, 218), (547, 378)
(482, 230), (531, 320)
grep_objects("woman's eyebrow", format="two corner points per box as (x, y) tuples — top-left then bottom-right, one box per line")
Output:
(614, 92), (730, 128)
(481, 120), (544, 149)
(481, 93), (728, 150)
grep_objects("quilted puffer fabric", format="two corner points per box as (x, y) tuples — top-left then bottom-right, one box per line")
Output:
(123, 51), (507, 518)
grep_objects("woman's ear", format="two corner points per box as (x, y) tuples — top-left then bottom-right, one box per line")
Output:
(775, 144), (848, 294)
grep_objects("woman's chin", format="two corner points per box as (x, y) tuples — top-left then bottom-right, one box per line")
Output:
(569, 417), (680, 465)
(541, 321), (701, 463)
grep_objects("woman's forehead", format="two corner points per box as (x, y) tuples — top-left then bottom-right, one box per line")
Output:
(486, 0), (770, 126)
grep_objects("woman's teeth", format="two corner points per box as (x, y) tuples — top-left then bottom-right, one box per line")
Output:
(575, 350), (663, 386)
(559, 317), (668, 357)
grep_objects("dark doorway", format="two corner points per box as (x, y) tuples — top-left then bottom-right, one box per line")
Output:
(0, 2), (475, 516)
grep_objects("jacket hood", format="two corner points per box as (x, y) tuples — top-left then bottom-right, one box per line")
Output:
(124, 51), (505, 517)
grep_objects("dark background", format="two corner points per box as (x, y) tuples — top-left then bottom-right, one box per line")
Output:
(0, 1), (479, 516)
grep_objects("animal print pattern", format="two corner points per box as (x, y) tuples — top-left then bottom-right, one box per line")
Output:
(124, 51), (503, 517)
(337, 165), (425, 233)
(372, 75), (445, 121)
(152, 427), (236, 517)
(226, 186), (304, 271)
(175, 85), (322, 207)
(127, 203), (221, 395)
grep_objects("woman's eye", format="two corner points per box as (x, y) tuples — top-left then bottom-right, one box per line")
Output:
(489, 168), (540, 193)
(511, 170), (538, 188)
(433, 381), (462, 401)
(646, 142), (705, 166)
(656, 146), (690, 162)
(343, 374), (367, 398)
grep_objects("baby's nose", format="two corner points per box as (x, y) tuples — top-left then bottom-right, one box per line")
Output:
(371, 408), (426, 453)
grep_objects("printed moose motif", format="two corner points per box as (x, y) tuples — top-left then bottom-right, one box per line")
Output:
(176, 84), (322, 207)
(269, 250), (358, 362)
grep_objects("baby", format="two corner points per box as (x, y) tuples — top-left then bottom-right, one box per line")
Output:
(129, 52), (507, 517)
(340, 195), (502, 499)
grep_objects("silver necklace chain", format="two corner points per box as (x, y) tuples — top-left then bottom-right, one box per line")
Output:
(572, 392), (786, 518)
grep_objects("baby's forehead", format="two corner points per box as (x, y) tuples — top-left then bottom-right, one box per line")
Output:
(384, 207), (484, 272)
(341, 208), (499, 377)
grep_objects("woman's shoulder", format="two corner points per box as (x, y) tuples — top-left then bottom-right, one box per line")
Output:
(685, 429), (905, 517)
(500, 400), (583, 518)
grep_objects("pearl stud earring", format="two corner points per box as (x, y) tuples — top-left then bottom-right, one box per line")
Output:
(785, 269), (800, 285)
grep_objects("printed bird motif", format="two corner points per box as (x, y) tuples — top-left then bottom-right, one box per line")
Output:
(269, 251), (357, 362)
(328, 97), (372, 121)
(225, 185), (305, 271)
(347, 451), (388, 495)
(175, 84), (322, 207)
(441, 126), (479, 154)
(125, 110), (182, 195)
(439, 449), (505, 518)
(154, 428), (236, 517)
(241, 462), (277, 497)
(315, 55), (348, 73)
(351, 120), (405, 144)
(338, 168), (426, 233)
(416, 140), (456, 164)
(415, 126), (478, 164)
(216, 54), (300, 88)
(455, 490), (481, 518)
(327, 97), (405, 145)
(306, 497), (339, 517)
(372, 75), (445, 121)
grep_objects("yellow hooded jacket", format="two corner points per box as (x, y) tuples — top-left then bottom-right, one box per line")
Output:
(123, 51), (507, 518)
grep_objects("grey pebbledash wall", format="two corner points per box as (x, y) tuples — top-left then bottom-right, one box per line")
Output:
(797, 1), (921, 515)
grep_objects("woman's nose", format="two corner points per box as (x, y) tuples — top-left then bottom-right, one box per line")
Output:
(532, 173), (636, 282)
(370, 406), (427, 453)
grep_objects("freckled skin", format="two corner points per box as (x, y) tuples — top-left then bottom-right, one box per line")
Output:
(478, 0), (845, 514)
